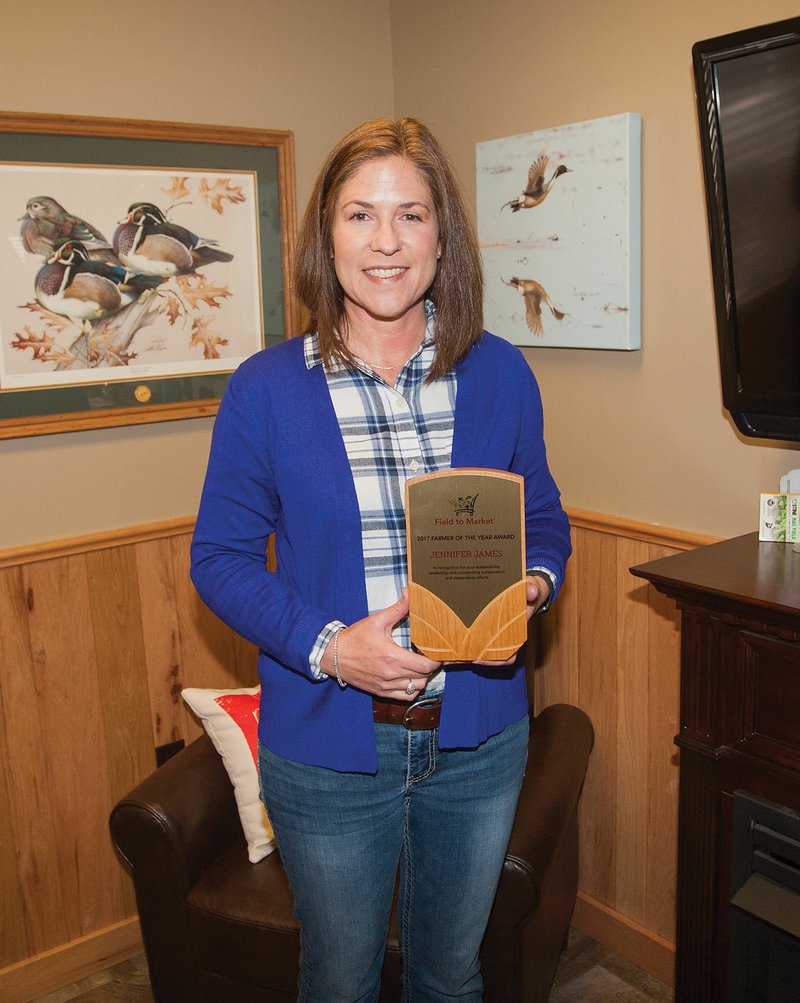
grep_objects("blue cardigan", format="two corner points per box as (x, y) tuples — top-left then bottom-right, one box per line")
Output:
(191, 331), (571, 773)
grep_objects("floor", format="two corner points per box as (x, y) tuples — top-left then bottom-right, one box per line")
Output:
(549, 929), (674, 1002)
(33, 929), (674, 1002)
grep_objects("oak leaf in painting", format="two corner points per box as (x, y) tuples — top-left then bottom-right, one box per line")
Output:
(190, 315), (229, 359)
(19, 300), (72, 335)
(11, 328), (74, 365)
(200, 177), (246, 214)
(87, 324), (135, 367)
(164, 292), (184, 326)
(163, 176), (192, 201)
(175, 273), (232, 310)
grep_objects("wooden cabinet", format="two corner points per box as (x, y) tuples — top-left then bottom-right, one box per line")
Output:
(632, 534), (800, 1001)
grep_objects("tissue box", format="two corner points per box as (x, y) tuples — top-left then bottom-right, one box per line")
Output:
(759, 493), (800, 542)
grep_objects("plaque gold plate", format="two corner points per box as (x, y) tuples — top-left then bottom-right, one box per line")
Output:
(405, 469), (527, 661)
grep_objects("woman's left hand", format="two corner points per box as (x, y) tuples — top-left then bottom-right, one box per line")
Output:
(470, 574), (551, 667)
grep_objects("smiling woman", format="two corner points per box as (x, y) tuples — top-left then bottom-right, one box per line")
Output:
(330, 156), (441, 384)
(190, 116), (571, 1002)
(294, 117), (485, 382)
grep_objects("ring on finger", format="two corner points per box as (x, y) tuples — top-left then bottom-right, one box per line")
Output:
(405, 678), (416, 696)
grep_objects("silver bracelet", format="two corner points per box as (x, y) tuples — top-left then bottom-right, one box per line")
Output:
(333, 626), (347, 689)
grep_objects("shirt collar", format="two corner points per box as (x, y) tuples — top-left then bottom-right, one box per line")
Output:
(304, 300), (436, 371)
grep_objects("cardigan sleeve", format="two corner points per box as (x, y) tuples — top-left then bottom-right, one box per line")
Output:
(190, 362), (333, 678)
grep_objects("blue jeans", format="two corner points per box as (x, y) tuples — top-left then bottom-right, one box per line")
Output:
(258, 715), (528, 1003)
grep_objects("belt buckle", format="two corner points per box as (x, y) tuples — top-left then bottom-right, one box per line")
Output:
(402, 696), (441, 729)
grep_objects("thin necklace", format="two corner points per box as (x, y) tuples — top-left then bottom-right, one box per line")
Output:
(351, 337), (423, 372)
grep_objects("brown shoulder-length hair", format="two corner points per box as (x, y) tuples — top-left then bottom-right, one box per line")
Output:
(294, 117), (484, 381)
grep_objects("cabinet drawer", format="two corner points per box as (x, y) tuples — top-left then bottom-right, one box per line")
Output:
(740, 632), (800, 770)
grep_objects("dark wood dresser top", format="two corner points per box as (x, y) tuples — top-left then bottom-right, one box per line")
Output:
(631, 532), (800, 624)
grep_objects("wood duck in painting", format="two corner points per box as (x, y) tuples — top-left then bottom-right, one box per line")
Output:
(34, 237), (164, 330)
(113, 202), (234, 277)
(501, 155), (571, 212)
(20, 196), (117, 262)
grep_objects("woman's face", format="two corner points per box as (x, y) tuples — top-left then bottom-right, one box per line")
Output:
(331, 156), (440, 335)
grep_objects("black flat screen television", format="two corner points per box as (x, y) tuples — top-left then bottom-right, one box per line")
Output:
(693, 18), (800, 441)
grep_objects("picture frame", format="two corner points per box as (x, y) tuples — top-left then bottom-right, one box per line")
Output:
(0, 111), (301, 439)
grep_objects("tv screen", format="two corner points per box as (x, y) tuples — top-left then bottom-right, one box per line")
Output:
(693, 18), (800, 441)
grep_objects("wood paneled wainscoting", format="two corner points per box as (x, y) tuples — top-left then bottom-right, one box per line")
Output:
(0, 518), (259, 1003)
(0, 511), (715, 1000)
(533, 511), (717, 987)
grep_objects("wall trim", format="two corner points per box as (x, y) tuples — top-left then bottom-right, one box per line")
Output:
(0, 509), (720, 571)
(0, 918), (142, 1003)
(0, 517), (196, 569)
(565, 507), (720, 550)
(572, 891), (676, 987)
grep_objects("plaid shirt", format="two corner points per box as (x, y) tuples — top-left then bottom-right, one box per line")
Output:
(305, 306), (454, 693)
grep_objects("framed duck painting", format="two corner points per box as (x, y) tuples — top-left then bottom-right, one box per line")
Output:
(0, 112), (300, 439)
(477, 112), (641, 351)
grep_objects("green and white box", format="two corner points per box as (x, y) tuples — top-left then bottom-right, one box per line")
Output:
(759, 493), (800, 542)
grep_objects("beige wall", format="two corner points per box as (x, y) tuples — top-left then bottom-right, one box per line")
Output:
(390, 0), (800, 539)
(3, 0), (800, 547)
(0, 0), (394, 549)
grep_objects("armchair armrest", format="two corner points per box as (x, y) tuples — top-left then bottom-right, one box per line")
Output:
(503, 703), (594, 917)
(110, 733), (241, 886)
(109, 734), (243, 1000)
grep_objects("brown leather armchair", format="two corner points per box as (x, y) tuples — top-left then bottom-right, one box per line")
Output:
(110, 703), (592, 1002)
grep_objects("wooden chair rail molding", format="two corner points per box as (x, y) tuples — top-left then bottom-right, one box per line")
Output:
(0, 508), (719, 999)
(0, 516), (197, 570)
(566, 507), (718, 550)
(0, 507), (718, 569)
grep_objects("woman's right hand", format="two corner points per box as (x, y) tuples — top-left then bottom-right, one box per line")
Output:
(321, 590), (439, 700)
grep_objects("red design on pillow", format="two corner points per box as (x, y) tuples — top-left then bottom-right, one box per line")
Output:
(215, 692), (260, 765)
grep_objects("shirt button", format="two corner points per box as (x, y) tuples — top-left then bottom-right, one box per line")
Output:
(394, 397), (407, 409)
(409, 459), (421, 472)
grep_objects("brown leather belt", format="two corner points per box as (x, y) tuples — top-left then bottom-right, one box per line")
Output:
(372, 695), (442, 730)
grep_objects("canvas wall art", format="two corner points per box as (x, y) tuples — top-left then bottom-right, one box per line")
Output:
(476, 112), (641, 350)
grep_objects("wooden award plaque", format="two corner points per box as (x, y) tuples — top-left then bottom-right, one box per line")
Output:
(405, 469), (527, 661)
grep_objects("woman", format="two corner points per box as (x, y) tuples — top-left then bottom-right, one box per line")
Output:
(191, 118), (571, 1002)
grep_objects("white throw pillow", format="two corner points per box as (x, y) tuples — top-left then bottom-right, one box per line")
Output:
(181, 685), (275, 863)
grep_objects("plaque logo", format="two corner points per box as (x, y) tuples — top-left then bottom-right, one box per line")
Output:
(451, 493), (479, 517)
